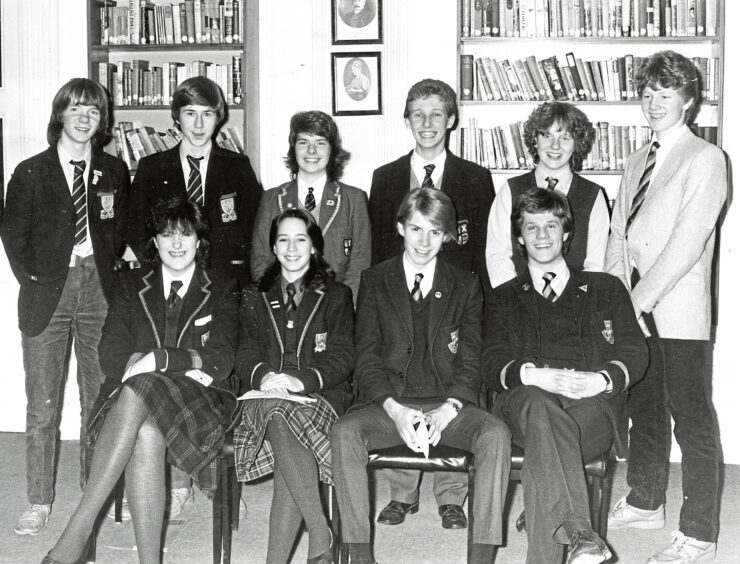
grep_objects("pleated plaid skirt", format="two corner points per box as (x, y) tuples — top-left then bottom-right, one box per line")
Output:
(87, 372), (238, 493)
(233, 395), (338, 485)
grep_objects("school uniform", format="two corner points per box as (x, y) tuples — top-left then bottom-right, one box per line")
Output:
(91, 265), (239, 492)
(0, 144), (129, 505)
(127, 144), (262, 283)
(605, 125), (727, 542)
(483, 266), (647, 563)
(332, 256), (511, 546)
(250, 180), (371, 301)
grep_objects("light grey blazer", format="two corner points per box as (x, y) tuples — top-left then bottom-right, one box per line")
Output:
(605, 127), (727, 340)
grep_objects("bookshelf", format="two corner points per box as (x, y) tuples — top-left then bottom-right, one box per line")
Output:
(455, 0), (725, 197)
(86, 0), (260, 173)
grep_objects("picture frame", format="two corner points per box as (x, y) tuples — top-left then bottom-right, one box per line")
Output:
(332, 52), (382, 116)
(332, 0), (382, 45)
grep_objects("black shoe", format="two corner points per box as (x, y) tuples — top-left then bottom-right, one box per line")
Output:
(376, 500), (419, 525)
(438, 504), (468, 529)
(515, 510), (526, 532)
(566, 529), (613, 564)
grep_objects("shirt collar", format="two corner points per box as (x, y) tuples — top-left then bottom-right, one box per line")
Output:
(534, 165), (573, 193)
(402, 254), (436, 298)
(57, 143), (91, 172)
(161, 262), (196, 300)
(280, 275), (306, 307)
(528, 259), (569, 297)
(297, 173), (327, 205)
(410, 150), (447, 187)
(653, 123), (688, 155)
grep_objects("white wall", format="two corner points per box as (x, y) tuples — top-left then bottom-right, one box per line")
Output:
(1, 0), (739, 462)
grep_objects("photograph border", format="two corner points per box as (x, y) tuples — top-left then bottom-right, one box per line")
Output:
(331, 51), (382, 117)
(331, 0), (382, 45)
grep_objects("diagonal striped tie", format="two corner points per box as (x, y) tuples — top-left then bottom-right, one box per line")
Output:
(542, 272), (557, 302)
(421, 164), (435, 188)
(186, 155), (204, 205)
(626, 141), (660, 232)
(411, 273), (424, 302)
(545, 176), (559, 190)
(304, 186), (316, 212)
(71, 160), (87, 247)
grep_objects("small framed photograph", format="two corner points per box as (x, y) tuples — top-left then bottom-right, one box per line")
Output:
(332, 0), (382, 44)
(332, 52), (382, 116)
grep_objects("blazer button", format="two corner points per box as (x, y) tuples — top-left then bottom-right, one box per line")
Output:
(407, 347), (412, 354)
(398, 372), (404, 378)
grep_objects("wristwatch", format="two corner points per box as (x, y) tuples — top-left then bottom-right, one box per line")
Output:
(445, 398), (463, 413)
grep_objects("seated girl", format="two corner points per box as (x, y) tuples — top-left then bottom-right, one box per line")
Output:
(235, 208), (354, 564)
(43, 196), (239, 564)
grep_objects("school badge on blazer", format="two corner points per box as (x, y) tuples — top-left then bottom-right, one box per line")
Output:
(220, 193), (237, 222)
(98, 192), (115, 219)
(314, 332), (327, 353)
(457, 219), (469, 245)
(201, 331), (210, 347)
(448, 330), (459, 354)
(601, 320), (614, 344)
(343, 238), (353, 257)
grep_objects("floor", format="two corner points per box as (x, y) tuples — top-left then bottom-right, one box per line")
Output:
(1, 432), (738, 563)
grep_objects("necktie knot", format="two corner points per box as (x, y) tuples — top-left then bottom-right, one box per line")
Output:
(187, 155), (203, 170)
(186, 155), (204, 204)
(542, 272), (557, 302)
(71, 159), (86, 173)
(167, 280), (183, 308)
(421, 164), (435, 188)
(545, 176), (558, 190)
(286, 282), (297, 310)
(411, 272), (424, 302)
(304, 187), (316, 212)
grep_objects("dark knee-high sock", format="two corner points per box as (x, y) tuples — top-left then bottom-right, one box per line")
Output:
(126, 418), (167, 564)
(50, 387), (150, 562)
(267, 417), (331, 559)
(266, 466), (303, 564)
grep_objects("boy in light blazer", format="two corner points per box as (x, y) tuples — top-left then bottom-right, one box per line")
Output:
(605, 50), (727, 564)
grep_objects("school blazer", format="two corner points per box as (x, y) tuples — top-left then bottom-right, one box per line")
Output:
(127, 145), (262, 283)
(0, 146), (129, 337)
(97, 266), (239, 399)
(482, 268), (648, 456)
(236, 279), (355, 414)
(354, 256), (484, 407)
(368, 150), (495, 279)
(605, 128), (727, 340)
(250, 180), (371, 301)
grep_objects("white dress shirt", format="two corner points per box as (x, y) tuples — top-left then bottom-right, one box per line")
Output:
(410, 150), (446, 188)
(402, 254), (436, 299)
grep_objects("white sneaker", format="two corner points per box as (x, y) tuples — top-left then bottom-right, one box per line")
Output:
(14, 504), (51, 536)
(609, 496), (665, 530)
(647, 531), (716, 563)
(166, 487), (194, 519)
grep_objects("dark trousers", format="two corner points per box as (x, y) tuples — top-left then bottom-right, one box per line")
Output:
(331, 403), (511, 545)
(495, 386), (613, 564)
(21, 259), (107, 505)
(626, 335), (720, 542)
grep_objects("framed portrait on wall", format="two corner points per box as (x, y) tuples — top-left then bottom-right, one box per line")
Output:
(332, 52), (382, 116)
(332, 0), (382, 44)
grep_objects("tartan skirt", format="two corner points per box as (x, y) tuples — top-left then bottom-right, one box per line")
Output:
(233, 395), (338, 485)
(87, 372), (238, 493)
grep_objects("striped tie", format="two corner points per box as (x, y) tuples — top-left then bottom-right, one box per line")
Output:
(71, 160), (87, 246)
(411, 273), (424, 302)
(542, 272), (557, 302)
(167, 280), (183, 308)
(626, 141), (660, 232)
(546, 176), (558, 190)
(186, 155), (204, 205)
(304, 187), (316, 212)
(421, 164), (435, 188)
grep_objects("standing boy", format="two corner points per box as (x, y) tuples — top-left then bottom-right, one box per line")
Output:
(605, 50), (727, 563)
(1, 78), (129, 535)
(332, 188), (510, 564)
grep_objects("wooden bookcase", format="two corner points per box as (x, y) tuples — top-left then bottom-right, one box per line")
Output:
(455, 0), (725, 199)
(86, 0), (260, 173)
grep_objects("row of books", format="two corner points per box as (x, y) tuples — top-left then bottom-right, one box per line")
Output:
(458, 119), (718, 171)
(460, 53), (718, 103)
(94, 55), (242, 107)
(461, 0), (719, 39)
(99, 0), (242, 46)
(113, 121), (245, 170)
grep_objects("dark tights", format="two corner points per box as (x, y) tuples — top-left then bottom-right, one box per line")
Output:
(49, 387), (167, 564)
(265, 416), (331, 563)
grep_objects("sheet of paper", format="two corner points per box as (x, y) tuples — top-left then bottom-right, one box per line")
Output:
(413, 421), (429, 458)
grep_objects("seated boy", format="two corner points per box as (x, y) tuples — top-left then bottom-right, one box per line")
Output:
(332, 188), (510, 564)
(482, 188), (647, 564)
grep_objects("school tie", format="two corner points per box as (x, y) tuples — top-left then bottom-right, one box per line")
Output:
(186, 155), (204, 205)
(545, 176), (559, 190)
(421, 164), (435, 188)
(304, 187), (316, 212)
(286, 282), (297, 328)
(411, 273), (424, 302)
(542, 272), (557, 302)
(626, 141), (660, 232)
(71, 160), (87, 247)
(167, 280), (183, 308)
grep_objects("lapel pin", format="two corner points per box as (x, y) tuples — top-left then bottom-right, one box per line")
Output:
(579, 285), (588, 292)
(327, 199), (335, 207)
(92, 170), (102, 185)
(522, 283), (531, 291)
(435, 291), (442, 298)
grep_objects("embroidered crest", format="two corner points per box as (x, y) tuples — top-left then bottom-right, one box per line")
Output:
(327, 199), (336, 207)
(201, 331), (210, 347)
(343, 238), (353, 257)
(448, 330), (459, 354)
(92, 170), (102, 186)
(220, 193), (237, 222)
(457, 219), (469, 245)
(314, 332), (327, 353)
(601, 320), (614, 344)
(99, 193), (115, 219)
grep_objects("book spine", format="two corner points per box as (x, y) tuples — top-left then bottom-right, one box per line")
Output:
(706, 0), (715, 35)
(695, 0), (706, 35)
(461, 0), (471, 36)
(625, 54), (635, 99)
(540, 57), (568, 101)
(483, 57), (504, 100)
(687, 0), (697, 35)
(460, 55), (474, 101)
(566, 52), (587, 100)
(676, 0), (687, 35)
(233, 55), (243, 104)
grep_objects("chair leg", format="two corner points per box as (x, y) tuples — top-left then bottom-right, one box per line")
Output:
(467, 465), (475, 564)
(221, 461), (235, 564)
(213, 459), (226, 564)
(229, 477), (241, 533)
(114, 477), (124, 523)
(588, 474), (601, 537)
